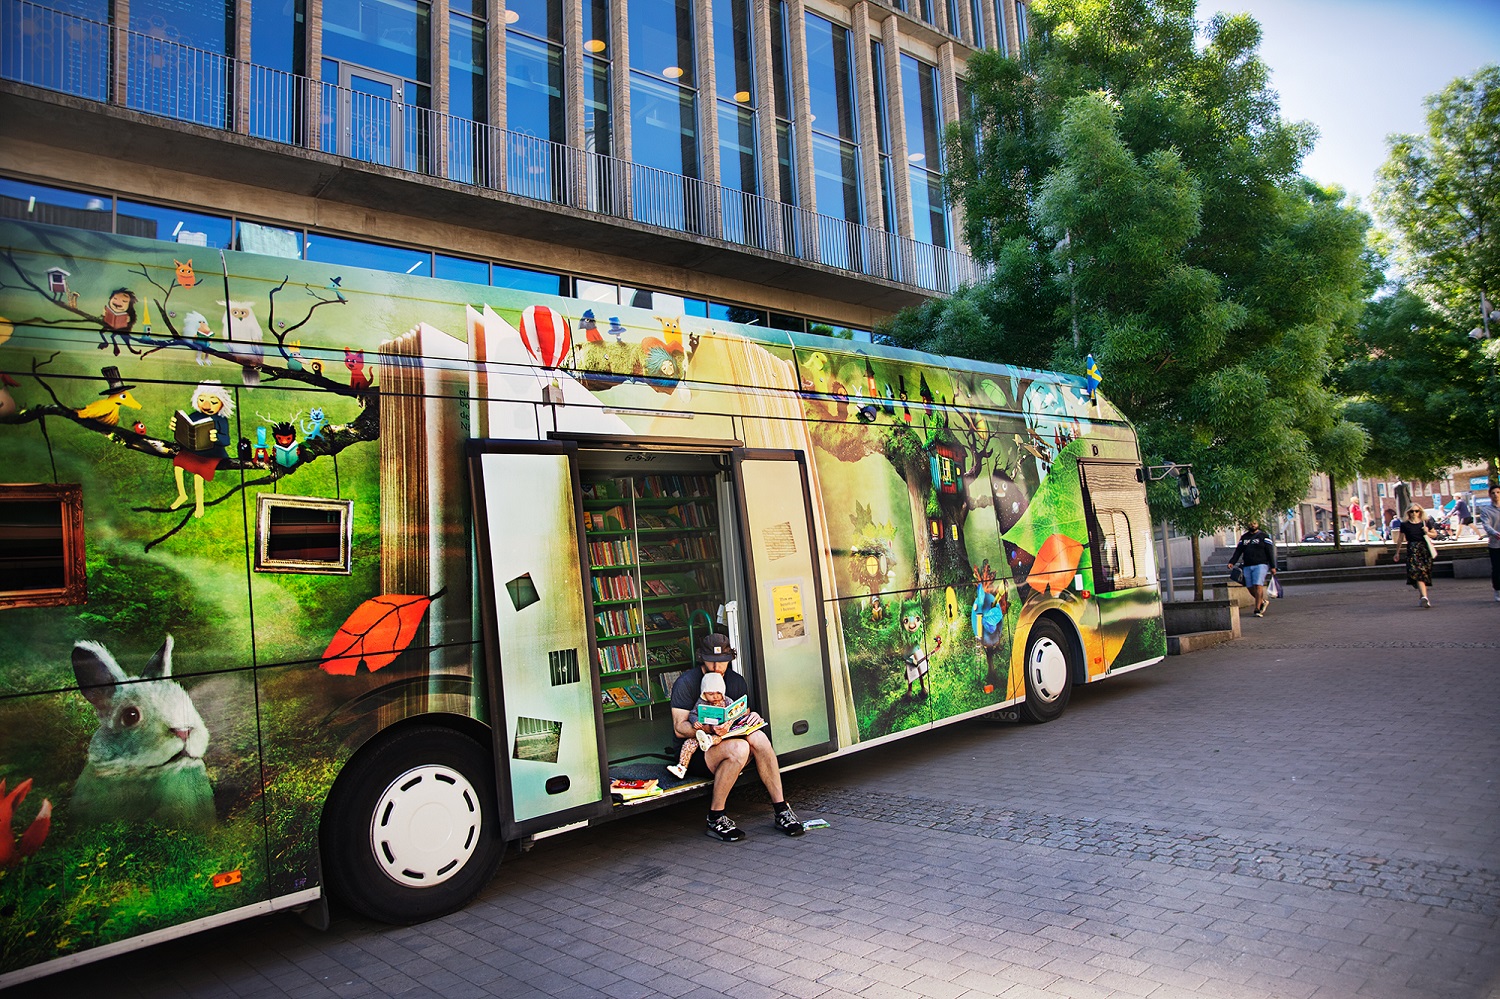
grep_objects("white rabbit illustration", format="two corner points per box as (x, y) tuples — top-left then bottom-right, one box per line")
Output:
(70, 635), (216, 828)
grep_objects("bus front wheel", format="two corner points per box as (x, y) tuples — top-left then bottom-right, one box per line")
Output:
(1018, 618), (1074, 724)
(321, 725), (503, 924)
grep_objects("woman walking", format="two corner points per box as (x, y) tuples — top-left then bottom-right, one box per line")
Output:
(1393, 504), (1437, 607)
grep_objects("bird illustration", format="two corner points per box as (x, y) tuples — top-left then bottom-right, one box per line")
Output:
(219, 299), (266, 386)
(607, 316), (627, 342)
(130, 420), (146, 436)
(580, 309), (604, 343)
(74, 366), (141, 426)
(327, 277), (346, 303)
(183, 311), (215, 366)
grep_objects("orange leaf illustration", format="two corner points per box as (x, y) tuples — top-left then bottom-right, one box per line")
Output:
(320, 590), (442, 675)
(1028, 534), (1084, 595)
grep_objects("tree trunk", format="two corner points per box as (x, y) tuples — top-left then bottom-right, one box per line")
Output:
(1192, 536), (1204, 600)
(1331, 473), (1343, 550)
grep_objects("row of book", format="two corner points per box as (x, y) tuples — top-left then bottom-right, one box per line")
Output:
(587, 538), (636, 568)
(635, 504), (715, 530)
(641, 574), (695, 598)
(645, 609), (684, 632)
(584, 506), (630, 532)
(634, 474), (715, 499)
(591, 573), (639, 602)
(595, 606), (643, 639)
(597, 642), (643, 672)
(602, 683), (652, 709)
(647, 643), (690, 667)
(638, 536), (720, 564)
(581, 478), (629, 502)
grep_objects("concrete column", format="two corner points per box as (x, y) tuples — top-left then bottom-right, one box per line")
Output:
(234, 0), (252, 134)
(880, 14), (913, 241)
(978, 0), (998, 54)
(751, 0), (782, 251)
(785, 0), (815, 218)
(1003, 0), (1019, 57)
(937, 39), (967, 254)
(695, 0), (723, 237)
(112, 0), (129, 110)
(305, 0), (323, 153)
(433, 0), (451, 177)
(850, 1), (883, 234)
(954, 0), (973, 48)
(490, 0), (508, 189)
(566, 0), (586, 204)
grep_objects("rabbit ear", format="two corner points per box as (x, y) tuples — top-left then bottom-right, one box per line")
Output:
(73, 641), (129, 714)
(140, 635), (175, 680)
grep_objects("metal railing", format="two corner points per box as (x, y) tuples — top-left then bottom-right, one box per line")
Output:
(1, 0), (990, 295)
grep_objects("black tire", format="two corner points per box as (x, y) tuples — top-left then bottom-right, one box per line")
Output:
(321, 725), (503, 924)
(1018, 617), (1075, 724)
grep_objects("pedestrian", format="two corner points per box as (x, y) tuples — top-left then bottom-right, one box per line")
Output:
(1387, 510), (1401, 543)
(1227, 518), (1278, 618)
(1349, 498), (1366, 542)
(1454, 495), (1475, 539)
(1393, 504), (1437, 608)
(1478, 485), (1500, 603)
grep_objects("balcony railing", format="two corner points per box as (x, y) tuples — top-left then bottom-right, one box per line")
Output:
(0, 0), (991, 296)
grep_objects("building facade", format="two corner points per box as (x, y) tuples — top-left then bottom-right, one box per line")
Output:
(0, 0), (1030, 330)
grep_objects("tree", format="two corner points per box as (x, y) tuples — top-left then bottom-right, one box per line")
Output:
(883, 0), (1371, 593)
(1369, 65), (1500, 482)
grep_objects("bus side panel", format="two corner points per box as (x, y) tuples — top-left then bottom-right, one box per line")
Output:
(0, 224), (277, 975)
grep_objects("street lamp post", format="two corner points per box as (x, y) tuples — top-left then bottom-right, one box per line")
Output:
(1470, 292), (1500, 486)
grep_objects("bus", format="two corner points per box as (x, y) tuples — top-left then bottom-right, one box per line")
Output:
(0, 218), (1166, 985)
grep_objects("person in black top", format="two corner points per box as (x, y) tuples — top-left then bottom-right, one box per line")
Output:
(670, 633), (804, 842)
(1226, 518), (1278, 618)
(1393, 504), (1437, 607)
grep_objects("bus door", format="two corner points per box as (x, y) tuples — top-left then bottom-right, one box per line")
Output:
(1078, 460), (1159, 676)
(731, 448), (836, 760)
(468, 440), (610, 839)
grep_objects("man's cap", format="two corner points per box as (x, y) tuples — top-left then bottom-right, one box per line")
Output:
(701, 672), (726, 694)
(699, 633), (736, 662)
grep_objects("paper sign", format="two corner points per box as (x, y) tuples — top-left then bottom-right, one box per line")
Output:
(771, 583), (805, 641)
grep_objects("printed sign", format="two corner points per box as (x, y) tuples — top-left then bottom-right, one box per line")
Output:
(771, 582), (805, 641)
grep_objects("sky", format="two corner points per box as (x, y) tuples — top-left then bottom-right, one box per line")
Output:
(1202, 0), (1500, 206)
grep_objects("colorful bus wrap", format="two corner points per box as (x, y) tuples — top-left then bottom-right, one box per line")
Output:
(0, 219), (1166, 984)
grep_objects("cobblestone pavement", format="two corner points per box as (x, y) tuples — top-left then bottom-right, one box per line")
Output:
(10, 577), (1499, 999)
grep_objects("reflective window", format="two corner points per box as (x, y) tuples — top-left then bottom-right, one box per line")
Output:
(507, 33), (563, 141)
(714, 0), (759, 236)
(806, 14), (860, 226)
(496, 263), (566, 295)
(248, 0), (305, 141)
(769, 0), (794, 206)
(507, 0), (563, 41)
(126, 0), (235, 127)
(1, 0), (109, 100)
(583, 0), (612, 158)
(969, 0), (984, 47)
(947, 0), (961, 35)
(870, 41), (895, 233)
(1015, 0), (1028, 58)
(449, 15), (486, 123)
(992, 0), (1008, 53)
(713, 0), (754, 104)
(629, 0), (695, 86)
(901, 54), (949, 248)
(0, 178), (113, 233)
(321, 0), (431, 81)
(769, 312), (804, 332)
(304, 233), (431, 277)
(709, 303), (767, 326)
(116, 200), (233, 248)
(435, 254), (490, 284)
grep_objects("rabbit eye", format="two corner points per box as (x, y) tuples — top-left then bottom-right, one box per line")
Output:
(120, 706), (141, 727)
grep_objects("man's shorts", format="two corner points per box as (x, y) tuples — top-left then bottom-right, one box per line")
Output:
(1243, 564), (1271, 587)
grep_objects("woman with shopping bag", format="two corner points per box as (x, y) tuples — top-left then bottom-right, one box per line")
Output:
(1393, 504), (1438, 608)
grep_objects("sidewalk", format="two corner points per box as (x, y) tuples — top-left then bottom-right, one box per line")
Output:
(8, 577), (1499, 999)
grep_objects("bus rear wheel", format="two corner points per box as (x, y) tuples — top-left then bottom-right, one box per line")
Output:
(321, 725), (503, 924)
(1018, 618), (1074, 724)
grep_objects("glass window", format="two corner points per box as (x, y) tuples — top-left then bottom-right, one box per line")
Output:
(919, 0), (935, 26)
(629, 0), (695, 87)
(805, 14), (856, 142)
(304, 233), (431, 276)
(583, 0), (612, 156)
(251, 0), (302, 70)
(870, 41), (895, 232)
(237, 220), (302, 257)
(969, 0), (985, 47)
(713, 0), (754, 104)
(577, 279), (620, 303)
(449, 15), (486, 123)
(1014, 1), (1028, 58)
(769, 0), (791, 122)
(768, 312), (804, 332)
(811, 133), (861, 224)
(901, 55), (949, 248)
(947, 0), (961, 35)
(992, 0), (1009, 53)
(709, 302), (766, 326)
(507, 33), (563, 141)
(435, 254), (490, 284)
(1, 0), (109, 100)
(506, 0), (563, 41)
(116, 200), (233, 248)
(621, 287), (688, 312)
(630, 73), (698, 179)
(497, 263), (566, 295)
(321, 0), (431, 81)
(0, 178), (112, 233)
(718, 104), (759, 195)
(126, 0), (235, 126)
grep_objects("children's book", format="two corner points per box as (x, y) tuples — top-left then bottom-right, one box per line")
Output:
(657, 670), (685, 699)
(696, 694), (747, 727)
(610, 778), (662, 801)
(605, 686), (636, 708)
(173, 409), (216, 450)
(624, 683), (651, 705)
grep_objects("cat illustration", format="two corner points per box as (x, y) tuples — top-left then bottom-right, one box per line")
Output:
(70, 636), (216, 828)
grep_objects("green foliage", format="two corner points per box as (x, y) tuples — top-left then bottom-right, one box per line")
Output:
(884, 0), (1371, 531)
(1363, 65), (1500, 474)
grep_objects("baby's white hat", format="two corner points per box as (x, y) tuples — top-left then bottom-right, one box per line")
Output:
(701, 673), (726, 695)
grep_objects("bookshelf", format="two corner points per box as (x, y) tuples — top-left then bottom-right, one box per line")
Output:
(581, 472), (724, 718)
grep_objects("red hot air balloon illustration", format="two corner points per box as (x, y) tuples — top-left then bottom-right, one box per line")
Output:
(519, 305), (572, 369)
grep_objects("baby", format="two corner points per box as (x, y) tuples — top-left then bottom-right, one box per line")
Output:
(666, 672), (727, 779)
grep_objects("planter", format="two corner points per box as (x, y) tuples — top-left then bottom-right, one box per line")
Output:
(1284, 548), (1379, 570)
(1162, 598), (1240, 639)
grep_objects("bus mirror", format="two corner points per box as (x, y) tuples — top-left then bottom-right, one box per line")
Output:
(1178, 470), (1200, 508)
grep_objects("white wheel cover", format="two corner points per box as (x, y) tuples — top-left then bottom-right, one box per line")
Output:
(1028, 636), (1068, 703)
(370, 764), (482, 888)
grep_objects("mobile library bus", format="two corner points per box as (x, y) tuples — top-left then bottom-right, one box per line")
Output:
(0, 218), (1166, 984)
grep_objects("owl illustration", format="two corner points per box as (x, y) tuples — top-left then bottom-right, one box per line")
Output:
(218, 299), (265, 386)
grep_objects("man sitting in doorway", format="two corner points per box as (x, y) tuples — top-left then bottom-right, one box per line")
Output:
(670, 633), (805, 842)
